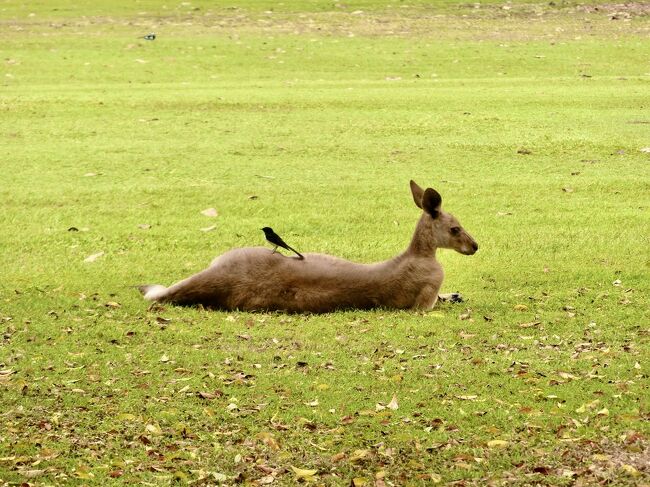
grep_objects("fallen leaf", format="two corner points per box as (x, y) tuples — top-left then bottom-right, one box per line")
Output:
(487, 440), (509, 449)
(83, 251), (104, 263)
(200, 225), (217, 232)
(519, 321), (540, 328)
(513, 304), (528, 311)
(457, 395), (478, 401)
(426, 473), (442, 483)
(21, 469), (45, 478)
(200, 207), (218, 217)
(640, 147), (650, 153)
(198, 391), (222, 400)
(557, 371), (575, 380)
(620, 464), (641, 477)
(387, 395), (399, 410)
(290, 466), (317, 480)
(138, 224), (151, 230)
(257, 432), (280, 450)
(349, 449), (370, 463)
(352, 478), (367, 486)
(145, 423), (163, 435)
(117, 413), (137, 421)
(159, 354), (170, 363)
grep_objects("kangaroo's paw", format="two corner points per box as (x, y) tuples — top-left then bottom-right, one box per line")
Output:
(438, 293), (464, 303)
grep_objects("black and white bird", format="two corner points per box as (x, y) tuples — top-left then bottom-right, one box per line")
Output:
(262, 227), (304, 259)
(142, 33), (156, 41)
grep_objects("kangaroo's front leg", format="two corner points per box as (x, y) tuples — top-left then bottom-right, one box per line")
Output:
(412, 285), (440, 310)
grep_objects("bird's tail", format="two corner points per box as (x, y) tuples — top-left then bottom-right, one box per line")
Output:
(287, 246), (304, 260)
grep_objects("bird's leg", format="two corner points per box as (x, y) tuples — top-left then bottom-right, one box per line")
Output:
(271, 245), (278, 254)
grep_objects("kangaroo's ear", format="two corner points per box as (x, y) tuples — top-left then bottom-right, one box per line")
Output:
(422, 188), (442, 218)
(410, 180), (424, 209)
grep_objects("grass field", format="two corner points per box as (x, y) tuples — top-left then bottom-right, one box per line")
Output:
(1, 0), (649, 485)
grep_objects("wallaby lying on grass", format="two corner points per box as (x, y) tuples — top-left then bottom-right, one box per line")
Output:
(139, 181), (478, 312)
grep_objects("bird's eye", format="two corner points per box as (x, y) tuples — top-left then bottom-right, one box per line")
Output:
(450, 227), (461, 236)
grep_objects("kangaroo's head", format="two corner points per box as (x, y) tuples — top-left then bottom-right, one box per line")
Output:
(410, 180), (478, 255)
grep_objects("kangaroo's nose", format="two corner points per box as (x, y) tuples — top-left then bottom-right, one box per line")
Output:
(473, 241), (479, 252)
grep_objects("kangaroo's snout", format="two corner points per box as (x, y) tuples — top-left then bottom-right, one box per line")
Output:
(461, 236), (479, 255)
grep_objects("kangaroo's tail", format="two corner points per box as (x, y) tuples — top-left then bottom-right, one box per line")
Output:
(138, 284), (168, 301)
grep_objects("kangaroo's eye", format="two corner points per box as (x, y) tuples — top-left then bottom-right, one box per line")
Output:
(450, 227), (461, 236)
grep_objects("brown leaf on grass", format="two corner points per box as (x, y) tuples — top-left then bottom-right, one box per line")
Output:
(331, 452), (346, 462)
(137, 224), (151, 230)
(198, 390), (223, 400)
(200, 225), (217, 232)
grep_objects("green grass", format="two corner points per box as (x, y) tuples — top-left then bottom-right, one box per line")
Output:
(1, 1), (649, 485)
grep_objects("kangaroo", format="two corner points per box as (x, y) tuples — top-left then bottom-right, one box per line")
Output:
(139, 180), (478, 313)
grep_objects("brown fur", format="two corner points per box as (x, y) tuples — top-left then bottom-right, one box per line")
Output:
(139, 181), (478, 312)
